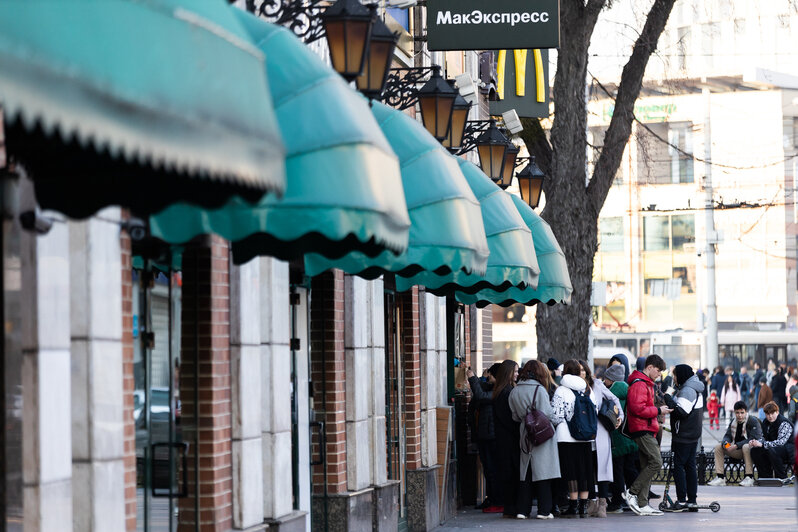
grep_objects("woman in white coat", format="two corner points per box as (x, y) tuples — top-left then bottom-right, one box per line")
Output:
(578, 360), (622, 518)
(551, 360), (595, 518)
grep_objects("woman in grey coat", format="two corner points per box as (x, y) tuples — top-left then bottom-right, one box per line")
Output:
(508, 360), (561, 519)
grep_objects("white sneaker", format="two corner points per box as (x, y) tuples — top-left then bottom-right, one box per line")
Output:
(536, 513), (554, 520)
(515, 514), (527, 519)
(707, 476), (727, 486)
(627, 493), (642, 515)
(638, 505), (664, 516)
(739, 476), (755, 487)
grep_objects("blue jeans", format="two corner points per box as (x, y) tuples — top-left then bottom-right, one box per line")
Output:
(671, 440), (698, 504)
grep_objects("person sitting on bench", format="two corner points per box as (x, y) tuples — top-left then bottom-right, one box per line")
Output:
(750, 401), (795, 480)
(708, 401), (762, 487)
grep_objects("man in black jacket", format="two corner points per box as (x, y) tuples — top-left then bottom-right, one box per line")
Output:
(663, 365), (704, 511)
(708, 401), (763, 487)
(750, 401), (795, 480)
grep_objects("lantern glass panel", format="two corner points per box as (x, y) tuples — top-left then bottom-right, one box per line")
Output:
(435, 96), (454, 139)
(356, 39), (392, 94)
(325, 20), (370, 79)
(501, 150), (518, 187)
(488, 144), (506, 179)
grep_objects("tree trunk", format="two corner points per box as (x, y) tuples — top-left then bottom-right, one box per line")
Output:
(531, 0), (676, 363)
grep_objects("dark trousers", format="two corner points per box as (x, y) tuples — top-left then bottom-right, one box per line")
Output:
(610, 452), (638, 506)
(515, 465), (554, 517)
(671, 440), (698, 503)
(477, 439), (497, 502)
(751, 445), (795, 478)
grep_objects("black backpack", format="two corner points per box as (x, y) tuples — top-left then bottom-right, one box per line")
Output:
(567, 390), (598, 441)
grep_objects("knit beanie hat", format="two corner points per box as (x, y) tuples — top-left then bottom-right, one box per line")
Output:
(673, 364), (694, 386)
(604, 364), (626, 383)
(546, 357), (561, 372)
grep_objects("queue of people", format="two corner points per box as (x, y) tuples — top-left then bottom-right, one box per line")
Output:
(466, 354), (676, 519)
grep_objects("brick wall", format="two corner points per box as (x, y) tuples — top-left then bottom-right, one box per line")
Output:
(309, 270), (347, 494)
(178, 238), (233, 532)
(120, 220), (136, 532)
(400, 287), (422, 470)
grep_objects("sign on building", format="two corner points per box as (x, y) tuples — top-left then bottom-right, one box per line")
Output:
(490, 49), (550, 118)
(426, 0), (560, 51)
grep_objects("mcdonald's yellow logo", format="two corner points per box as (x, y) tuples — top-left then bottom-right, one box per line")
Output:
(496, 49), (545, 103)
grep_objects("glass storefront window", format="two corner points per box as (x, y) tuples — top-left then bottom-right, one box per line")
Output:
(672, 214), (695, 250)
(643, 216), (670, 251)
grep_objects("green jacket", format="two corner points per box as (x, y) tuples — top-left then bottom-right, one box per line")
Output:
(610, 381), (638, 456)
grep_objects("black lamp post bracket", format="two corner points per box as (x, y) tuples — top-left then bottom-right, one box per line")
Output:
(382, 66), (442, 110)
(246, 0), (329, 43)
(456, 120), (511, 156)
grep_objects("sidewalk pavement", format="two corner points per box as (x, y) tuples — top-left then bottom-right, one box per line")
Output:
(435, 485), (798, 530)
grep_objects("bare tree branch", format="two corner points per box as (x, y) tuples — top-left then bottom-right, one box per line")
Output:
(586, 0), (677, 213)
(517, 118), (552, 175)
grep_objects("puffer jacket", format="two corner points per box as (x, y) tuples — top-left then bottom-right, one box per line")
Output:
(467, 375), (495, 440)
(626, 370), (659, 435)
(550, 374), (588, 443)
(665, 374), (705, 443)
(609, 381), (637, 456)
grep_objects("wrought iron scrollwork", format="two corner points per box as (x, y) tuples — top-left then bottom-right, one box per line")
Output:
(455, 120), (491, 155)
(382, 67), (438, 110)
(245, 0), (328, 43)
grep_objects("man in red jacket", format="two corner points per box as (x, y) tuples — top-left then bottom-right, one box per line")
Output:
(625, 354), (672, 516)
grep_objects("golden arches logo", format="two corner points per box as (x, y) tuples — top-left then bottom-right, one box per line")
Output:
(496, 49), (545, 103)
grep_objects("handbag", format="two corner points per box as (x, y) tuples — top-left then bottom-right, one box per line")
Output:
(598, 397), (619, 432)
(523, 386), (555, 449)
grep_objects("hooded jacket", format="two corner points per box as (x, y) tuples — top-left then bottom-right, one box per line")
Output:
(609, 353), (631, 382)
(550, 374), (588, 444)
(721, 413), (763, 447)
(609, 380), (637, 456)
(665, 374), (705, 443)
(626, 370), (660, 435)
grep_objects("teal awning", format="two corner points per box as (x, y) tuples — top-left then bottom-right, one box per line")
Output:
(456, 194), (572, 307)
(150, 10), (409, 264)
(396, 159), (539, 295)
(0, 0), (285, 218)
(303, 102), (489, 279)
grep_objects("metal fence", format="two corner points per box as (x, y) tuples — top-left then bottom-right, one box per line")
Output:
(653, 448), (795, 485)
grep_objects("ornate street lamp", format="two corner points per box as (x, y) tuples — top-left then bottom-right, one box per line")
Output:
(355, 14), (399, 100)
(442, 82), (472, 152)
(516, 157), (546, 208)
(476, 120), (510, 182)
(498, 144), (519, 190)
(321, 0), (374, 82)
(415, 66), (458, 142)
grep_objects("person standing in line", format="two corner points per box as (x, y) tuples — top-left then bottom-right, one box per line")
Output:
(720, 374), (741, 422)
(663, 365), (704, 512)
(508, 360), (561, 520)
(580, 360), (622, 518)
(550, 360), (597, 518)
(603, 363), (638, 513)
(486, 360), (519, 516)
(466, 363), (500, 510)
(624, 354), (672, 516)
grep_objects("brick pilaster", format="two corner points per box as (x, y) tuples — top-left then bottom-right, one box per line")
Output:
(120, 218), (136, 532)
(178, 238), (233, 532)
(400, 287), (422, 470)
(310, 270), (347, 494)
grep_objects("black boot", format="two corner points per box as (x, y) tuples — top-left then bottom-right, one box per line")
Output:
(578, 499), (589, 518)
(561, 500), (578, 518)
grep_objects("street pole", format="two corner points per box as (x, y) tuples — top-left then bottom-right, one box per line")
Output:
(703, 87), (719, 370)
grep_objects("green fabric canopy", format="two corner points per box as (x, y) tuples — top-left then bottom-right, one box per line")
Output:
(456, 194), (572, 307)
(303, 102), (489, 279)
(396, 158), (539, 295)
(0, 0), (285, 217)
(150, 9), (409, 264)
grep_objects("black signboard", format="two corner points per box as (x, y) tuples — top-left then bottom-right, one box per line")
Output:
(426, 0), (560, 51)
